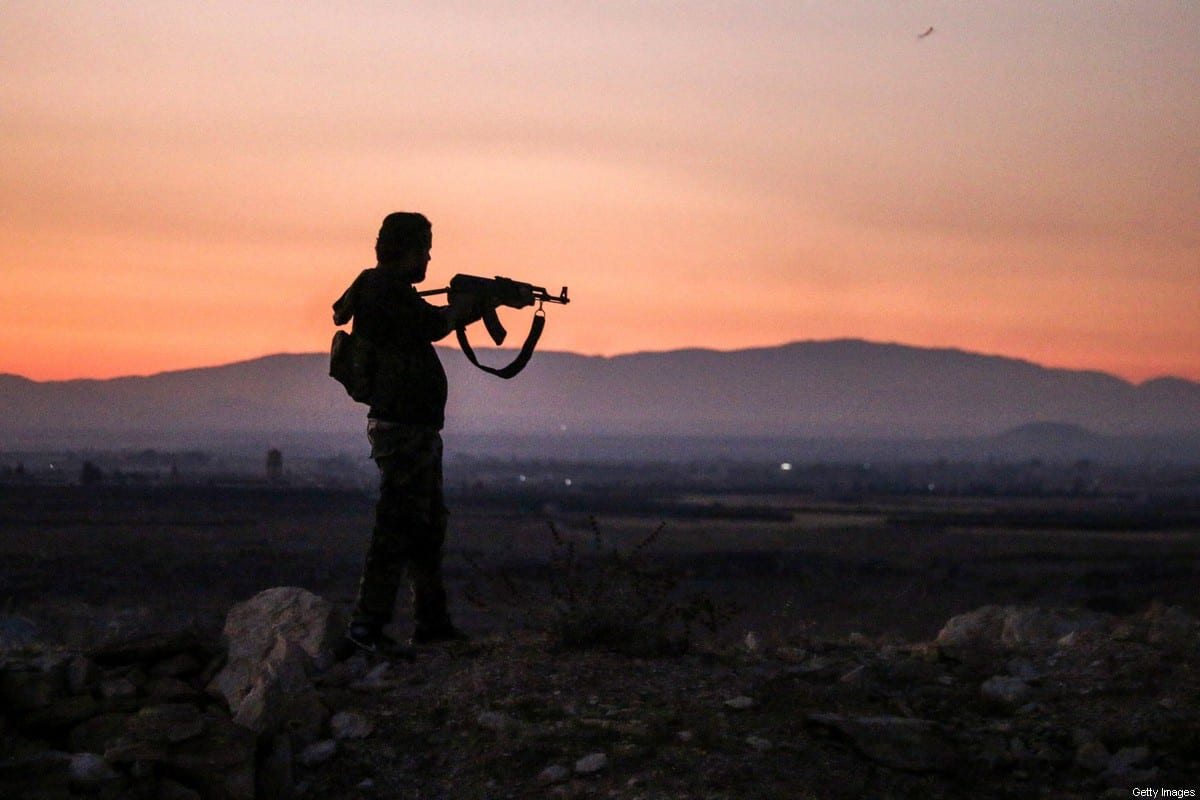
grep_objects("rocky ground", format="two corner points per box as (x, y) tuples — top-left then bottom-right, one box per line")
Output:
(3, 591), (1198, 799)
(3, 487), (1198, 797)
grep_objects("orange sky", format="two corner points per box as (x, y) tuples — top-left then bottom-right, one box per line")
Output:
(2, 2), (1198, 383)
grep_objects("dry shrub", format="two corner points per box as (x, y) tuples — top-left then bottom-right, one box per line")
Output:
(464, 517), (729, 656)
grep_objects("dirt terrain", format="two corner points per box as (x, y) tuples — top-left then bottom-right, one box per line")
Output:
(2, 483), (1198, 797)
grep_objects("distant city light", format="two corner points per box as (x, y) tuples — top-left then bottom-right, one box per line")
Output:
(564, 478), (573, 487)
(780, 462), (792, 471)
(518, 474), (527, 482)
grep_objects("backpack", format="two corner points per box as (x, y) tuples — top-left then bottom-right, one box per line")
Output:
(329, 329), (375, 403)
(329, 270), (375, 403)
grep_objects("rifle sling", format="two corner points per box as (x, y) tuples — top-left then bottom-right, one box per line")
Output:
(455, 310), (545, 379)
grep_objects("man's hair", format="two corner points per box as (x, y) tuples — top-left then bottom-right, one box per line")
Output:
(376, 212), (432, 261)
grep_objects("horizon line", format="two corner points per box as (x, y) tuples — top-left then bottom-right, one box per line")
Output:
(4, 338), (1195, 387)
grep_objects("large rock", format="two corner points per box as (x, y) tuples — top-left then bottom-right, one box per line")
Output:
(207, 587), (343, 739)
(229, 637), (327, 739)
(1001, 607), (1108, 648)
(221, 587), (345, 669)
(936, 605), (1109, 652)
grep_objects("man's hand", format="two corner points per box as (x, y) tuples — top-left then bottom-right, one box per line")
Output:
(444, 287), (490, 330)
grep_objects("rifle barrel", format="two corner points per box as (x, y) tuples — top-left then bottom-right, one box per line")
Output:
(532, 286), (570, 304)
(418, 277), (568, 304)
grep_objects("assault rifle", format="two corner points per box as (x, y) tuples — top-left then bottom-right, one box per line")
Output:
(419, 274), (570, 378)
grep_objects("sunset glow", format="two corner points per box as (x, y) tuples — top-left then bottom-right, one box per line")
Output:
(2, 2), (1197, 382)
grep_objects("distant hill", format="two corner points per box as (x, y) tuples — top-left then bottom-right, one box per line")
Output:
(2, 340), (1198, 459)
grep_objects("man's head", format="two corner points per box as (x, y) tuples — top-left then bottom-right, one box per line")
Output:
(376, 212), (432, 281)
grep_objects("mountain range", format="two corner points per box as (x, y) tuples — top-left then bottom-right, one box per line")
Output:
(2, 340), (1198, 459)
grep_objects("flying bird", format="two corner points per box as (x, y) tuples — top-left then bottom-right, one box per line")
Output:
(917, 26), (935, 39)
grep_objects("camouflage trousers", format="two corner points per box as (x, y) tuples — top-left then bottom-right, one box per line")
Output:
(351, 420), (450, 632)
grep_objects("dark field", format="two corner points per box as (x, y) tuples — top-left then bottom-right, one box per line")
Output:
(3, 480), (1198, 647)
(5, 477), (1200, 798)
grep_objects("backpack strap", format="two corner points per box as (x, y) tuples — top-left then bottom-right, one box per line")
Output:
(455, 309), (546, 379)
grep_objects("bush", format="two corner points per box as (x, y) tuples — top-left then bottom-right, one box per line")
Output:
(465, 517), (729, 656)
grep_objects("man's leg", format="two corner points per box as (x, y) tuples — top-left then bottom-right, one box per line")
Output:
(349, 422), (441, 649)
(350, 455), (410, 631)
(405, 432), (466, 641)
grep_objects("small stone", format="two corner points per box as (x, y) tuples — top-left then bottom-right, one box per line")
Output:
(476, 711), (516, 733)
(299, 739), (337, 766)
(364, 662), (391, 682)
(19, 694), (99, 730)
(69, 712), (132, 753)
(724, 696), (754, 710)
(68, 752), (118, 786)
(66, 655), (98, 694)
(677, 730), (694, 743)
(574, 752), (608, 774)
(746, 736), (773, 751)
(537, 764), (571, 785)
(909, 643), (941, 663)
(0, 614), (39, 647)
(1057, 631), (1081, 647)
(980, 676), (1031, 708)
(0, 667), (60, 711)
(839, 665), (866, 684)
(744, 631), (759, 652)
(1075, 740), (1110, 772)
(330, 710), (374, 740)
(147, 676), (201, 701)
(1105, 745), (1150, 776)
(128, 703), (206, 743)
(151, 653), (202, 678)
(1005, 657), (1039, 681)
(158, 778), (203, 800)
(98, 677), (138, 700)
(350, 662), (394, 690)
(775, 646), (808, 663)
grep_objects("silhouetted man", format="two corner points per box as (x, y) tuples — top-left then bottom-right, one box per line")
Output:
(332, 212), (529, 658)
